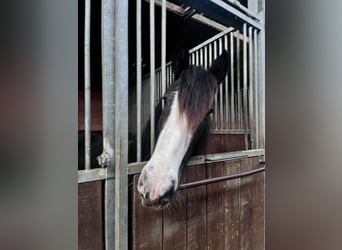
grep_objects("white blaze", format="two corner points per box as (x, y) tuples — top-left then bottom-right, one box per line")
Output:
(138, 91), (193, 201)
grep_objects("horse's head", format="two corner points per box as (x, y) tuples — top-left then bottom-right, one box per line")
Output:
(138, 44), (228, 208)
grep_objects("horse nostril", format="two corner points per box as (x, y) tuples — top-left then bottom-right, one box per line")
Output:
(145, 192), (150, 200)
(159, 187), (174, 204)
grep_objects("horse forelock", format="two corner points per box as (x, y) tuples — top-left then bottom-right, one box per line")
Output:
(178, 66), (217, 133)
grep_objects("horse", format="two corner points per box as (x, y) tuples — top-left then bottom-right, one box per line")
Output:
(137, 44), (229, 208)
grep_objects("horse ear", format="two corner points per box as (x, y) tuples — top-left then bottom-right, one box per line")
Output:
(209, 50), (228, 84)
(171, 42), (189, 80)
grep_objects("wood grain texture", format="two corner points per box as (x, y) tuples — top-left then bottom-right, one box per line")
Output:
(186, 165), (207, 250)
(78, 181), (103, 250)
(132, 175), (163, 250)
(206, 162), (225, 250)
(163, 172), (187, 250)
(239, 157), (254, 250)
(130, 156), (265, 250)
(224, 159), (241, 250)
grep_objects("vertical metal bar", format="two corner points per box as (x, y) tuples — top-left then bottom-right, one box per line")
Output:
(248, 26), (255, 149)
(258, 26), (265, 150)
(195, 50), (199, 66)
(243, 23), (249, 150)
(219, 38), (223, 130)
(204, 46), (208, 70)
(84, 0), (91, 170)
(101, 0), (115, 248)
(224, 34), (229, 129)
(114, 0), (129, 249)
(150, 0), (155, 153)
(254, 29), (259, 149)
(200, 48), (203, 67)
(161, 0), (167, 107)
(136, 0), (142, 162)
(236, 31), (241, 129)
(213, 40), (218, 129)
(230, 32), (235, 129)
(208, 43), (213, 121)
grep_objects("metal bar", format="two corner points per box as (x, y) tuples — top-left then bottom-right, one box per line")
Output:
(136, 0), (142, 162)
(161, 0), (166, 108)
(230, 32), (235, 129)
(127, 149), (265, 175)
(258, 26), (265, 150)
(101, 0), (116, 248)
(236, 31), (241, 129)
(243, 23), (249, 150)
(78, 168), (106, 183)
(248, 26), (255, 149)
(195, 50), (199, 66)
(219, 38), (223, 129)
(191, 52), (195, 65)
(254, 28), (259, 149)
(209, 0), (263, 29)
(210, 128), (251, 134)
(200, 47), (203, 67)
(224, 35), (229, 129)
(204, 45), (208, 70)
(150, 0), (155, 152)
(179, 166), (265, 189)
(208, 42), (213, 121)
(213, 40), (218, 129)
(146, 0), (230, 31)
(114, 0), (129, 249)
(84, 0), (91, 170)
(189, 28), (234, 53)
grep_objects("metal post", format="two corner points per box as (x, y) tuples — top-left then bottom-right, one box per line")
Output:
(101, 0), (116, 248)
(208, 43), (213, 121)
(102, 0), (128, 249)
(161, 0), (167, 108)
(219, 38), (223, 129)
(230, 32), (235, 129)
(195, 50), (199, 66)
(204, 45), (208, 70)
(236, 31), (241, 129)
(114, 0), (129, 249)
(258, 26), (265, 150)
(248, 26), (255, 149)
(254, 29), (259, 149)
(200, 48), (203, 67)
(136, 0), (142, 162)
(243, 23), (249, 150)
(213, 40), (218, 129)
(224, 34), (229, 129)
(84, 0), (91, 170)
(150, 0), (155, 153)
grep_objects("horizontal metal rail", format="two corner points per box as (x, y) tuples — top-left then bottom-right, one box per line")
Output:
(179, 166), (265, 190)
(127, 149), (265, 175)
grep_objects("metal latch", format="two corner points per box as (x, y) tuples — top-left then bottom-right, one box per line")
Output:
(97, 152), (110, 168)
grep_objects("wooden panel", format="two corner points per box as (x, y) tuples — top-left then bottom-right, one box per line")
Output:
(197, 134), (246, 155)
(223, 159), (241, 249)
(206, 162), (225, 250)
(239, 157), (255, 250)
(130, 156), (265, 250)
(78, 181), (103, 250)
(249, 157), (265, 250)
(132, 175), (163, 250)
(186, 164), (207, 250)
(163, 172), (187, 250)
